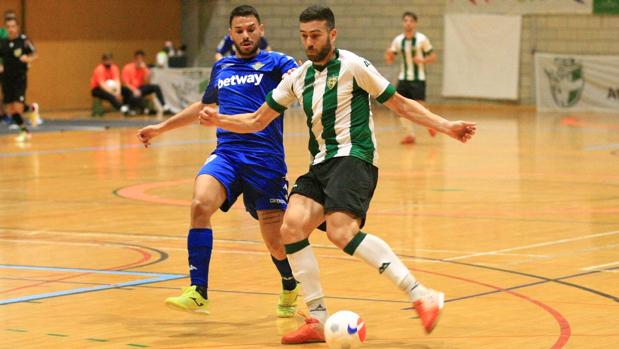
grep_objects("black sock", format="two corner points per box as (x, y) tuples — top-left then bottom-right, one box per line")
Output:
(193, 285), (208, 299)
(12, 113), (24, 126)
(271, 256), (297, 291)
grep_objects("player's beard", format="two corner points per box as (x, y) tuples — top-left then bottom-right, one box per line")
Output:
(305, 38), (332, 63)
(233, 39), (259, 58)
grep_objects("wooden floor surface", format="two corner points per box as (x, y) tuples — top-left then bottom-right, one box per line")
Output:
(1, 106), (618, 348)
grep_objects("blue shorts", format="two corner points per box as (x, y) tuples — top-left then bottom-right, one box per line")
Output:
(197, 149), (288, 219)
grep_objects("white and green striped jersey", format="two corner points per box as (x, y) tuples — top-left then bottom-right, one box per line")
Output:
(266, 49), (396, 167)
(389, 32), (433, 81)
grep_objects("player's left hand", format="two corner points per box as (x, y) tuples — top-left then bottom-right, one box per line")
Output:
(199, 106), (218, 127)
(19, 55), (29, 63)
(446, 121), (476, 143)
(413, 57), (425, 64)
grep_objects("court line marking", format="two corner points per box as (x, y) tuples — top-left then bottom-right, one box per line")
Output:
(0, 265), (185, 305)
(411, 267), (571, 349)
(581, 260), (619, 271)
(0, 235), (546, 259)
(2, 229), (616, 302)
(445, 230), (619, 261)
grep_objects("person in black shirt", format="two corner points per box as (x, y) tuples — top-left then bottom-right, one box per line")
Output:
(0, 17), (37, 141)
(0, 10), (17, 125)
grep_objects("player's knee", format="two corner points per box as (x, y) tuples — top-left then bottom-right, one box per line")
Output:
(280, 220), (304, 244)
(191, 197), (217, 220)
(326, 227), (356, 250)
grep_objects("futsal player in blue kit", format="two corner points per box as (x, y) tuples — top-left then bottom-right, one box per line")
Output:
(137, 5), (300, 317)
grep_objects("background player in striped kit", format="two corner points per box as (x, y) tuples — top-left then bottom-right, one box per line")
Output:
(386, 11), (438, 144)
(137, 5), (300, 318)
(200, 5), (476, 344)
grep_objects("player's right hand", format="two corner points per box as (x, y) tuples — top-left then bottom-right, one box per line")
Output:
(198, 106), (218, 127)
(136, 125), (161, 148)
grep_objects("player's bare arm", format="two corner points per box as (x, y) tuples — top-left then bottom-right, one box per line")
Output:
(413, 51), (436, 65)
(385, 48), (395, 64)
(137, 102), (210, 147)
(199, 102), (280, 133)
(383, 92), (476, 143)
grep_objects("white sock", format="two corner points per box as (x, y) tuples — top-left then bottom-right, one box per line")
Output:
(286, 239), (327, 320)
(347, 232), (427, 301)
(307, 298), (328, 324)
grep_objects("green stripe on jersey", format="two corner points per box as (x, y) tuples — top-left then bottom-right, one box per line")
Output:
(321, 60), (341, 161)
(400, 36), (408, 81)
(412, 36), (419, 81)
(350, 78), (374, 164)
(302, 67), (320, 158)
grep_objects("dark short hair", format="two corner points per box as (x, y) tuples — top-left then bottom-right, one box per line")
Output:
(229, 5), (261, 26)
(299, 5), (335, 31)
(3, 10), (16, 22)
(134, 50), (145, 57)
(101, 53), (113, 60)
(402, 11), (418, 21)
(4, 17), (17, 25)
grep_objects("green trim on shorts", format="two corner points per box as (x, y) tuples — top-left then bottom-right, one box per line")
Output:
(343, 231), (367, 256)
(285, 239), (310, 254)
(376, 84), (396, 103)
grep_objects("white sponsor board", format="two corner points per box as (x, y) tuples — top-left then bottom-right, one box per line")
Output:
(446, 0), (592, 14)
(442, 14), (521, 100)
(151, 67), (211, 111)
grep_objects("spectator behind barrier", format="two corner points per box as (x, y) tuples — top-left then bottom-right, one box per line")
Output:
(90, 53), (131, 115)
(122, 50), (173, 115)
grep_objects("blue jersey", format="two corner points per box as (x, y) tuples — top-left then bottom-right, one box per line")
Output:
(202, 50), (297, 158)
(215, 34), (270, 56)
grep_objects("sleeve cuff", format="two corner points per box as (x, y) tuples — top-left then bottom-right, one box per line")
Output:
(266, 91), (287, 113)
(376, 84), (396, 104)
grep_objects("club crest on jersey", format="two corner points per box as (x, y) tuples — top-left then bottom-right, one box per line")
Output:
(327, 76), (337, 90)
(13, 48), (22, 57)
(252, 62), (265, 70)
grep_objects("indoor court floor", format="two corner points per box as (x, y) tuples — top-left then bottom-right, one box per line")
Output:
(1, 105), (618, 348)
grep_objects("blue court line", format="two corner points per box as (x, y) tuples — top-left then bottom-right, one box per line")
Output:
(0, 264), (186, 305)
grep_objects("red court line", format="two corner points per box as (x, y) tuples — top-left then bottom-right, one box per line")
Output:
(561, 117), (619, 130)
(413, 267), (571, 349)
(116, 180), (193, 206)
(0, 246), (152, 295)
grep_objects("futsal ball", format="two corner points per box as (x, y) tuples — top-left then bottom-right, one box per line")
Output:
(105, 79), (119, 93)
(324, 310), (366, 349)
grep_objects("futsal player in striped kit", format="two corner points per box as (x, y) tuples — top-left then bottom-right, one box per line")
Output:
(385, 11), (438, 144)
(200, 5), (476, 344)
